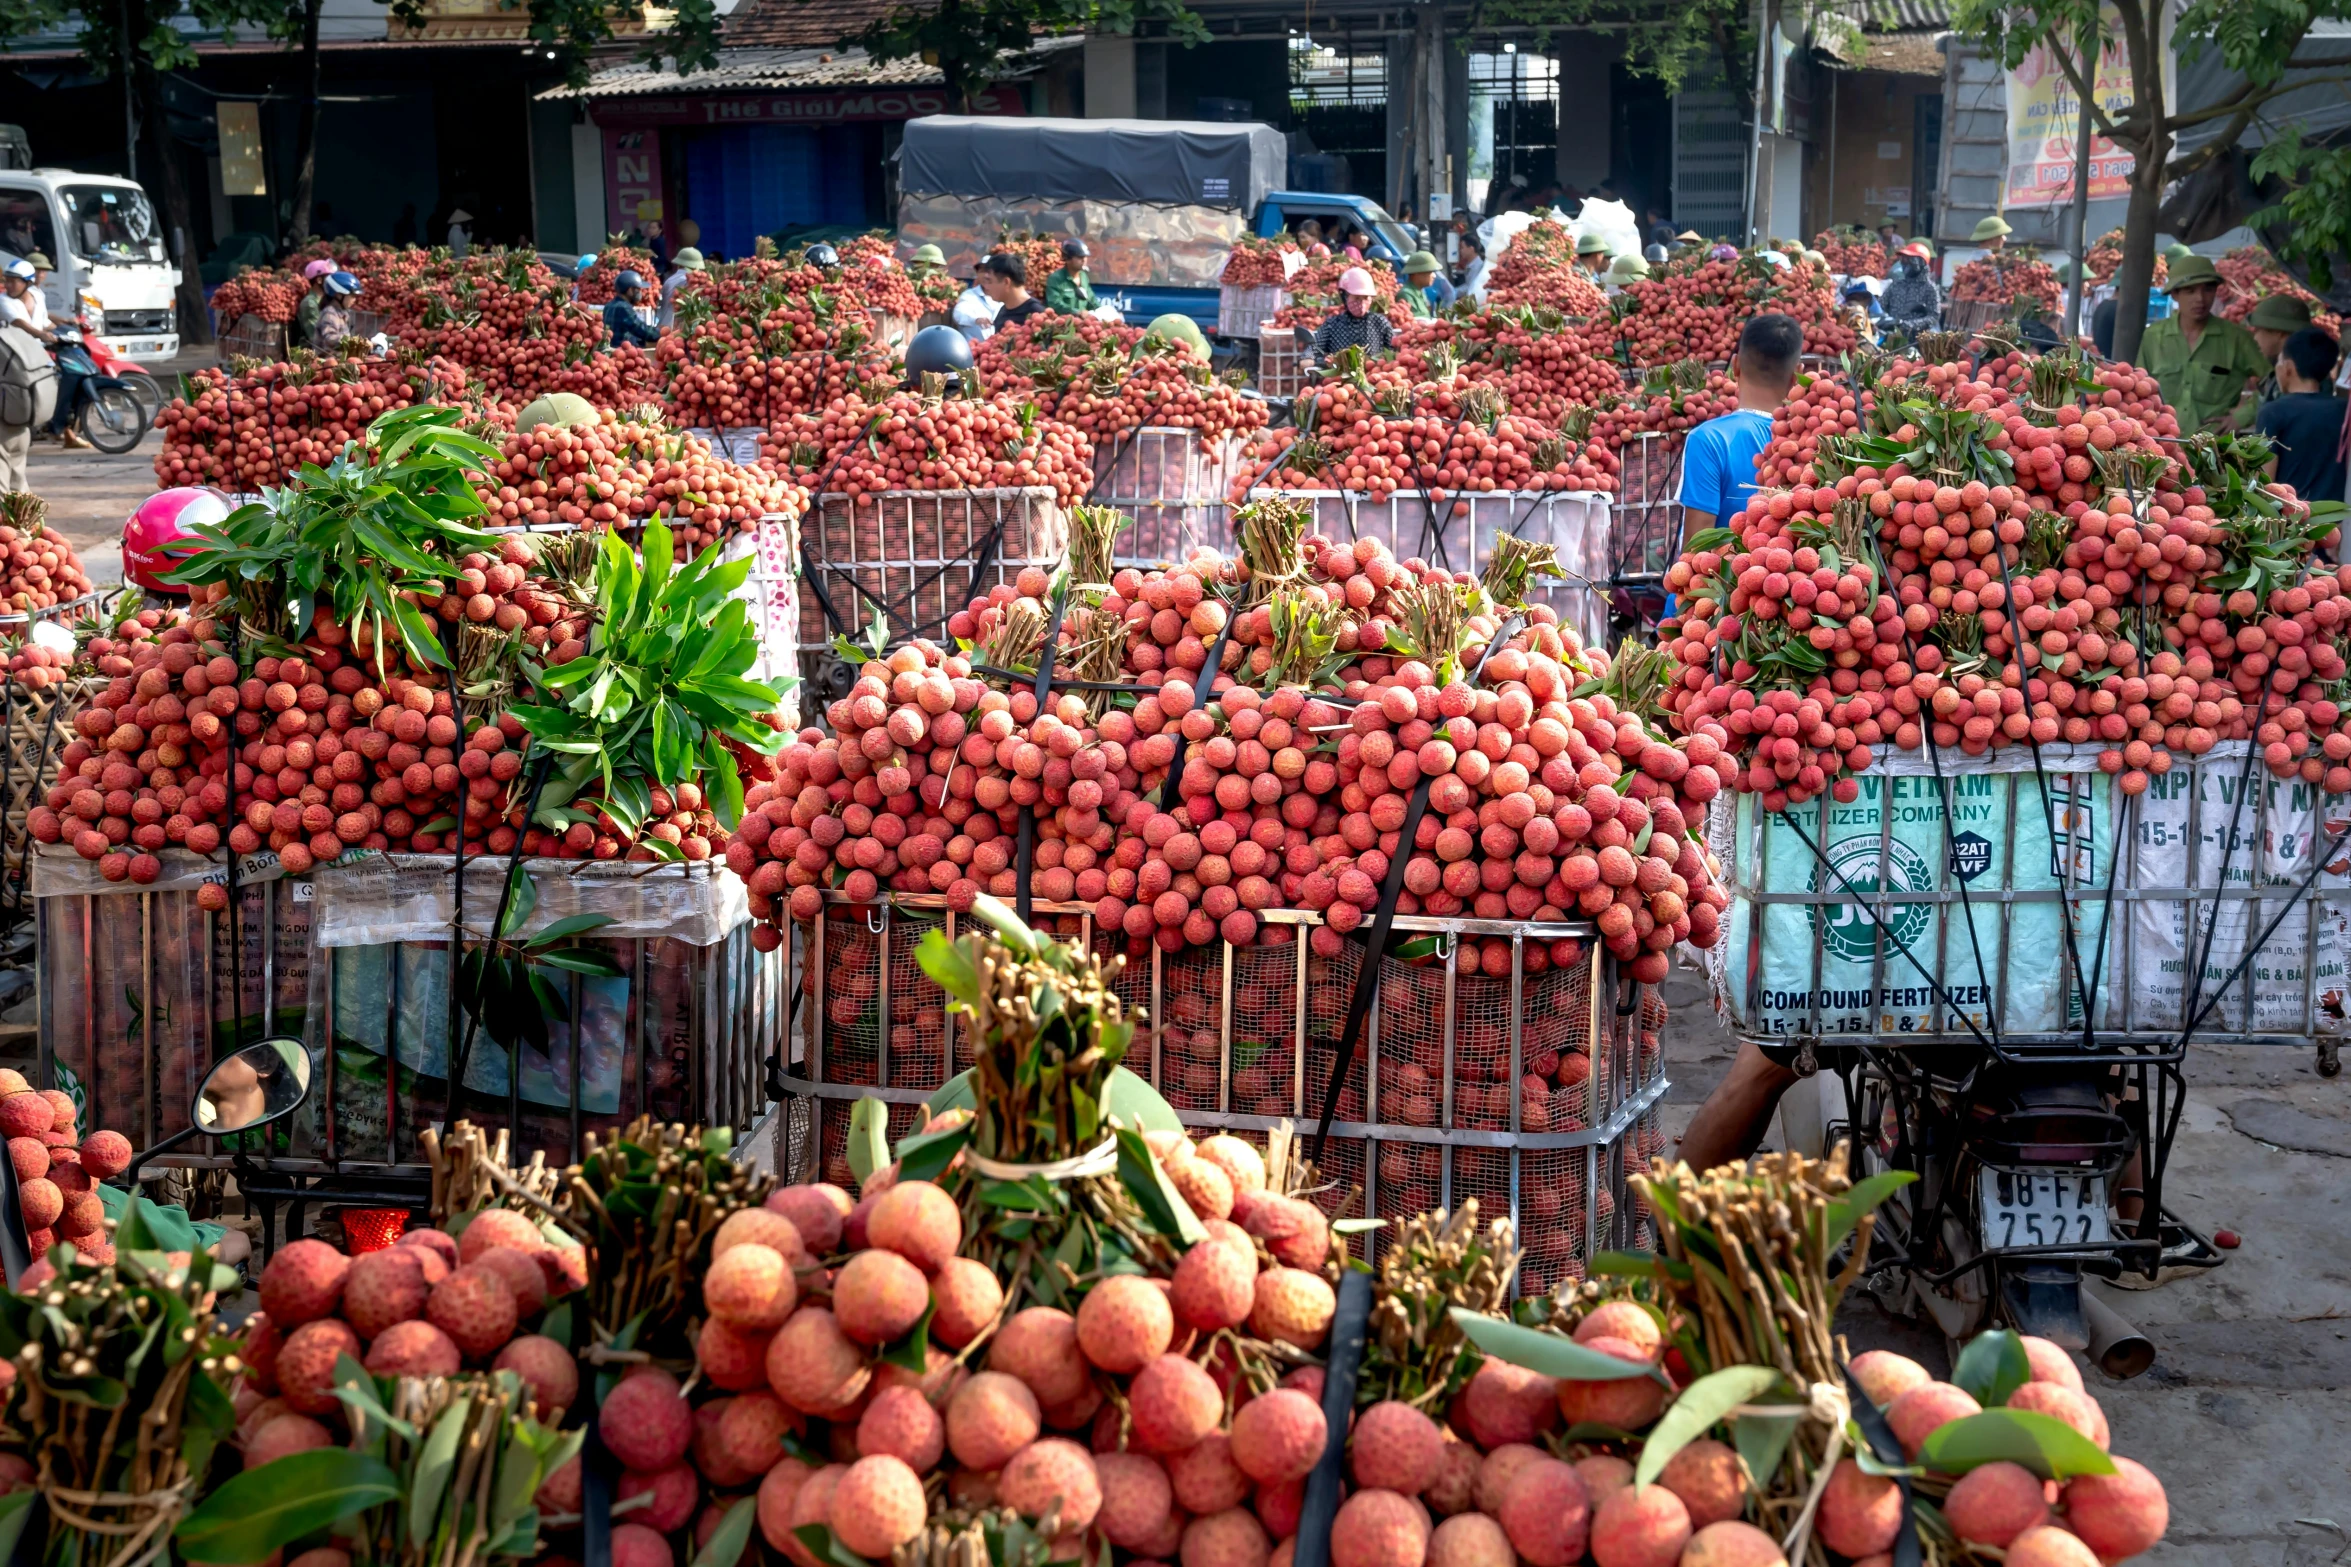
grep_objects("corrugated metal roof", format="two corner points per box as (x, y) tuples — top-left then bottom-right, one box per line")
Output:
(542, 33), (1072, 97)
(720, 0), (911, 49)
(546, 45), (944, 94)
(1844, 0), (1950, 32)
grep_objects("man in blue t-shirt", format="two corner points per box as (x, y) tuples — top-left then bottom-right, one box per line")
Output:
(2255, 327), (2348, 514)
(1670, 311), (1822, 1179)
(1677, 311), (1803, 549)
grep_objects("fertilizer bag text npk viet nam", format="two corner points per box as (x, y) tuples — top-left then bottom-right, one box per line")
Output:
(1708, 742), (2351, 1039)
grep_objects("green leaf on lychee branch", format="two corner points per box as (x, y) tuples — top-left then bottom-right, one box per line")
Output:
(1446, 1308), (1667, 1383)
(1950, 1328), (2033, 1407)
(1634, 1365), (1787, 1489)
(794, 1523), (876, 1567)
(1913, 1408), (2120, 1480)
(879, 1299), (937, 1373)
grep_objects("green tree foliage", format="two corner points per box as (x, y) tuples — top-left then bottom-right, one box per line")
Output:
(842, 0), (1209, 112)
(1952, 0), (2351, 362)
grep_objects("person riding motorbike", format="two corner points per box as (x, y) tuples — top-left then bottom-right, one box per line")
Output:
(3, 258), (86, 449)
(295, 258), (337, 347)
(602, 270), (661, 351)
(1881, 242), (1944, 339)
(314, 271), (363, 351)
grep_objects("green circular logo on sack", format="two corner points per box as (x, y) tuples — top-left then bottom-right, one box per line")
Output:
(1808, 835), (1934, 965)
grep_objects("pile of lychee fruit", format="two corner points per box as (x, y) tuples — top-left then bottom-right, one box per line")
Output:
(227, 1209), (585, 1485)
(4, 1070), (131, 1269)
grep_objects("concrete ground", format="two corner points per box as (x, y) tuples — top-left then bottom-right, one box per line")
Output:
(1655, 968), (2351, 1564)
(18, 344), (216, 589)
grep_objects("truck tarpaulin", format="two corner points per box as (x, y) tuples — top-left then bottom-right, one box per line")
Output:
(897, 116), (1285, 211)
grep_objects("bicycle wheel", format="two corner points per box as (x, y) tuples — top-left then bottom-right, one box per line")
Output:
(79, 385), (151, 455)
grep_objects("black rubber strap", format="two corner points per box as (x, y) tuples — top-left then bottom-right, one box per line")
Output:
(1844, 1364), (1923, 1567)
(1290, 1268), (1373, 1567)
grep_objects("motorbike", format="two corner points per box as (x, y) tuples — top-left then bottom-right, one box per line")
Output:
(48, 325), (153, 455)
(1777, 1030), (2220, 1381)
(74, 312), (164, 421)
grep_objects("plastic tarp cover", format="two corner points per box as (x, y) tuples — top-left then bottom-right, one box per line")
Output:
(898, 116), (1286, 212)
(898, 194), (1249, 291)
(31, 842), (291, 896)
(310, 854), (748, 948)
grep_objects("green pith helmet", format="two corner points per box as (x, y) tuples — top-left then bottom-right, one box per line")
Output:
(2163, 254), (2222, 291)
(1606, 254), (1650, 283)
(2164, 241), (2196, 264)
(910, 243), (945, 266)
(516, 392), (600, 434)
(2247, 294), (2312, 331)
(1142, 313), (1211, 361)
(1574, 233), (1610, 256)
(1972, 215), (2013, 242)
(1403, 250), (1442, 278)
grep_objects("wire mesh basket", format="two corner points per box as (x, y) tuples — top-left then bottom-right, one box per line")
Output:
(1239, 489), (1614, 654)
(796, 487), (1069, 707)
(1257, 329), (1307, 399)
(1091, 427), (1239, 567)
(778, 893), (1666, 1295)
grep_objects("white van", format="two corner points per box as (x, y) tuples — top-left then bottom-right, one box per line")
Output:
(0, 170), (180, 362)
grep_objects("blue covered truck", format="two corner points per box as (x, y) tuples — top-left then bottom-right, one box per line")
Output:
(894, 115), (1415, 334)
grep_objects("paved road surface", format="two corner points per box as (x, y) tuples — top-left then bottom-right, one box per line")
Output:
(17, 347), (213, 589)
(1658, 969), (2351, 1564)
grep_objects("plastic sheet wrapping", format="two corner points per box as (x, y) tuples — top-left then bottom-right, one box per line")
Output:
(718, 514), (804, 725)
(308, 855), (748, 949)
(32, 842), (291, 897)
(37, 874), (311, 1153)
(1609, 433), (1685, 587)
(1260, 491), (1614, 654)
(1093, 428), (1239, 568)
(1706, 740), (2351, 1043)
(896, 193), (1250, 290)
(1218, 286), (1290, 340)
(305, 922), (767, 1169)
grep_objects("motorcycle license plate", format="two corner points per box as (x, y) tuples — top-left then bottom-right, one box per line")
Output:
(1979, 1169), (2109, 1249)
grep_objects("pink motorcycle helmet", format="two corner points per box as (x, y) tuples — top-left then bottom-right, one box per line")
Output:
(123, 488), (232, 595)
(302, 258), (338, 281)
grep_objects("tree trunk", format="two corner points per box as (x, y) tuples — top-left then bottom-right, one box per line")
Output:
(2108, 155), (2166, 365)
(286, 0), (326, 242)
(2103, 0), (2167, 365)
(133, 57), (214, 346)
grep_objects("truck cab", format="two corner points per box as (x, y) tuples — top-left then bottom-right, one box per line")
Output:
(0, 169), (180, 362)
(1254, 194), (1416, 269)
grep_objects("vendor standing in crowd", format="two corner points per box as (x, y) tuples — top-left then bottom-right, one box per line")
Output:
(1306, 266), (1396, 363)
(2141, 255), (2269, 433)
(1675, 312), (1800, 552)
(979, 252), (1047, 331)
(1045, 239), (1096, 315)
(2247, 295), (2314, 408)
(1972, 214), (2011, 280)
(2256, 327), (2349, 511)
(601, 270), (660, 351)
(1404, 250), (1453, 314)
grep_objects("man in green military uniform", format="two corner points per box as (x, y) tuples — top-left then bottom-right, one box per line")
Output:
(2247, 294), (2314, 408)
(2140, 255), (2270, 433)
(1045, 239), (1096, 315)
